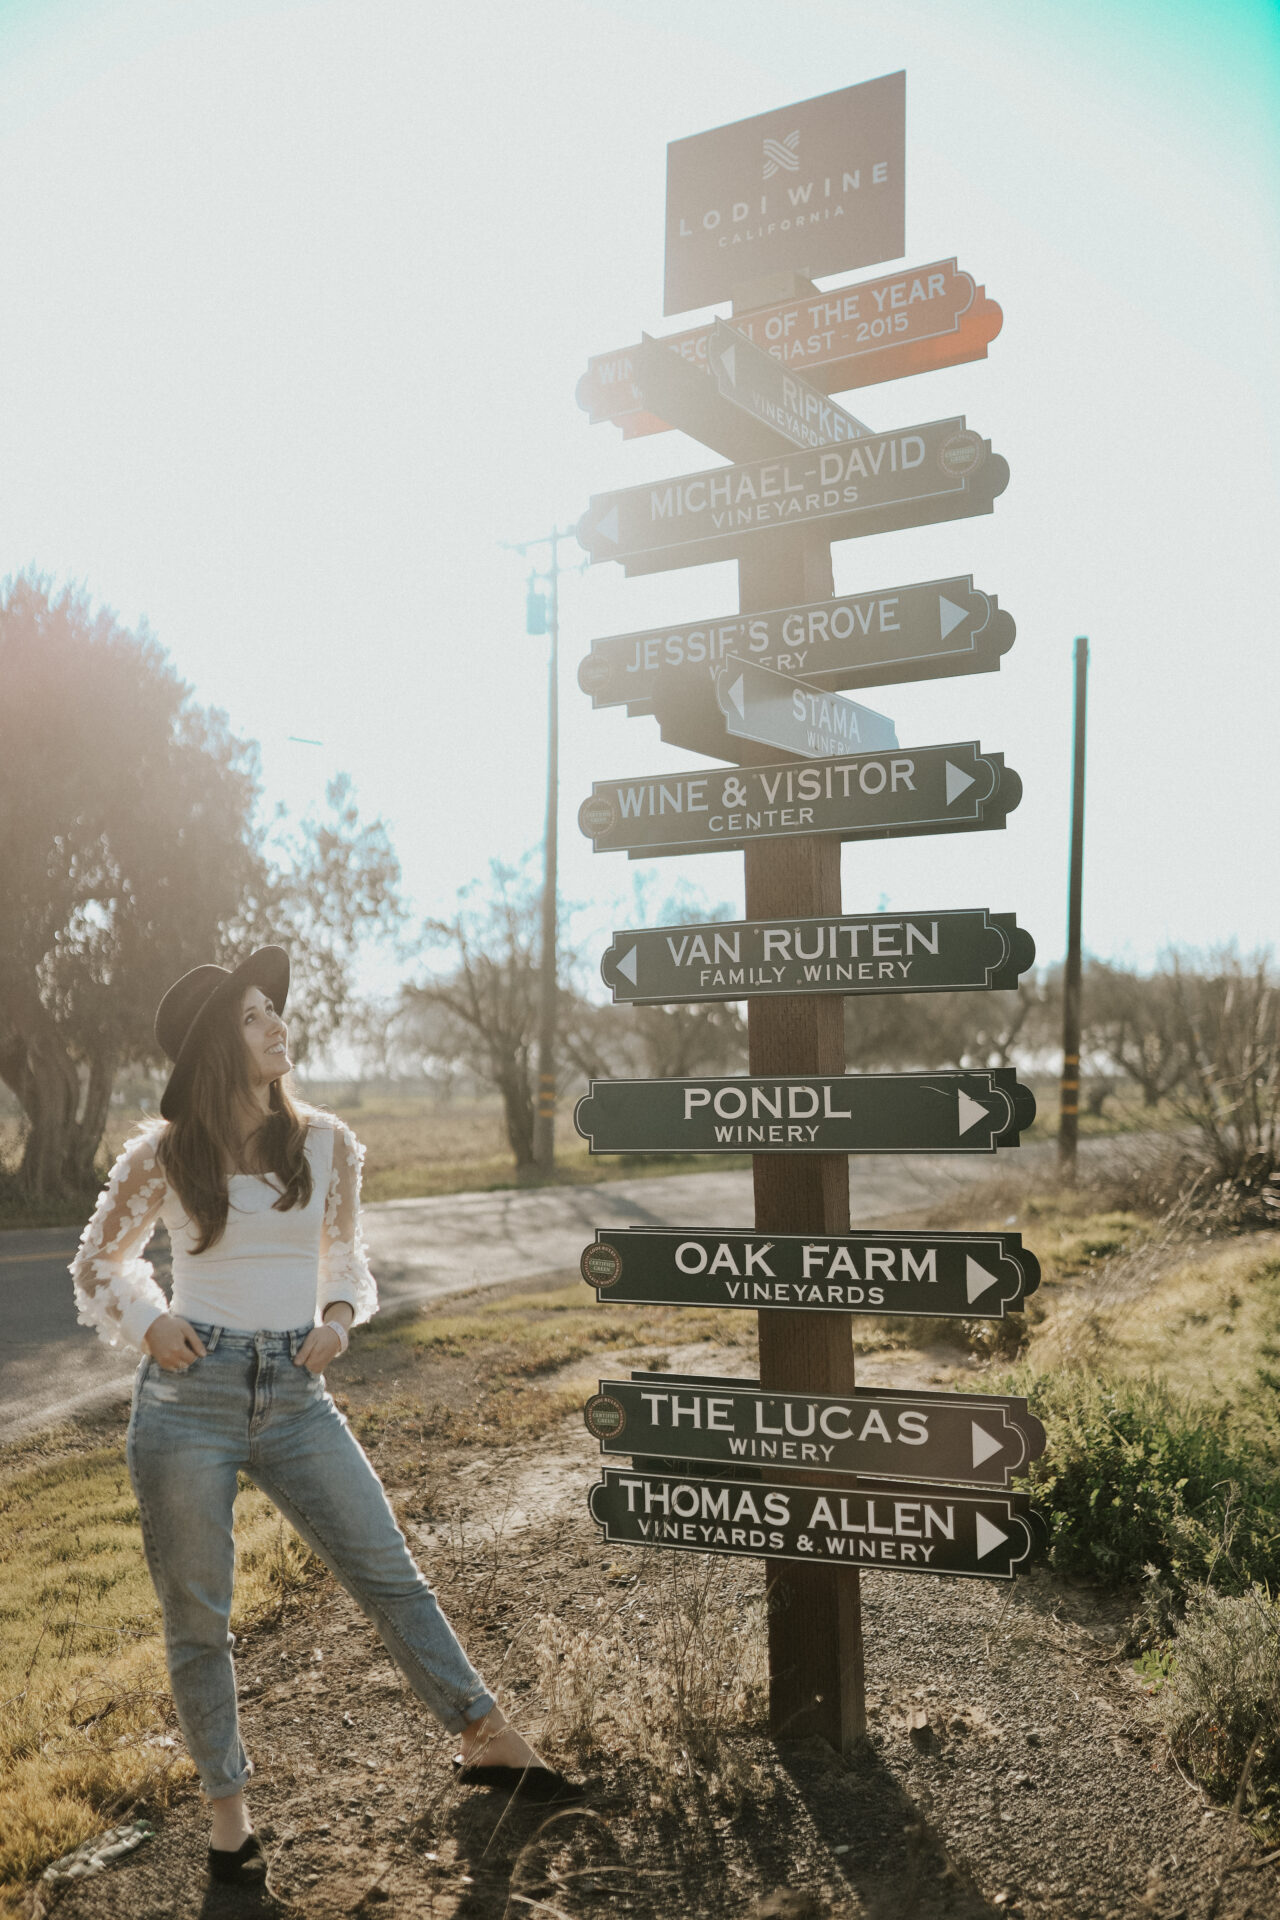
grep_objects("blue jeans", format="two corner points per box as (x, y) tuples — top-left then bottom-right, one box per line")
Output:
(126, 1323), (495, 1798)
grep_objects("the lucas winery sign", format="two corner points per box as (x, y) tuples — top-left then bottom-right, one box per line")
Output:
(664, 72), (906, 317)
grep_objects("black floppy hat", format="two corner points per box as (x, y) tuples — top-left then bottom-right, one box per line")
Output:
(155, 947), (291, 1121)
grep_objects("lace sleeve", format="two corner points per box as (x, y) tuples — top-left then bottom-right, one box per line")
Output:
(69, 1127), (170, 1351)
(318, 1119), (378, 1326)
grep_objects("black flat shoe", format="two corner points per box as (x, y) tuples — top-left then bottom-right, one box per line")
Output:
(451, 1756), (586, 1803)
(208, 1833), (272, 1885)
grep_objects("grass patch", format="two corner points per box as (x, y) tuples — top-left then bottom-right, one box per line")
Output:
(0, 1443), (319, 1908)
(1155, 1585), (1280, 1841)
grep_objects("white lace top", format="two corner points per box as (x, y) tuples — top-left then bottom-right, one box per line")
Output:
(70, 1112), (379, 1351)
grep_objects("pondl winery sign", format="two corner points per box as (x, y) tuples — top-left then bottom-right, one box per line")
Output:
(664, 72), (906, 315)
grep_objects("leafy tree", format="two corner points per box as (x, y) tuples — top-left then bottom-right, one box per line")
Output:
(0, 575), (402, 1201)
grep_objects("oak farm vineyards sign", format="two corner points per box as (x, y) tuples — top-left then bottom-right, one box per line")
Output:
(663, 72), (905, 315)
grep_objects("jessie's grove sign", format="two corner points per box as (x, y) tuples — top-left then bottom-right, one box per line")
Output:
(577, 741), (1021, 859)
(584, 1370), (1047, 1488)
(579, 1227), (1041, 1319)
(589, 1466), (1035, 1580)
(600, 907), (1035, 1003)
(576, 418), (1008, 574)
(573, 1070), (1036, 1155)
(663, 72), (906, 316)
(577, 575), (1015, 711)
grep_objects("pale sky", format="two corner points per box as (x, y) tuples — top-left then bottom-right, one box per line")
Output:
(2, 0), (1277, 996)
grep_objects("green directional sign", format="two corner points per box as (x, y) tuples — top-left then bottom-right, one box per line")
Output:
(579, 1228), (1041, 1320)
(574, 1070), (1036, 1156)
(601, 908), (1035, 1004)
(575, 416), (1008, 576)
(584, 1370), (1047, 1489)
(718, 657), (898, 758)
(588, 1466), (1036, 1581)
(577, 740), (1020, 860)
(706, 317), (870, 449)
(577, 575), (1015, 713)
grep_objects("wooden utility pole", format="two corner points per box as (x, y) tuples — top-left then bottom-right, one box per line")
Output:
(735, 275), (864, 1745)
(1058, 635), (1089, 1177)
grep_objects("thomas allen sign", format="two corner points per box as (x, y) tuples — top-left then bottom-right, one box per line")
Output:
(600, 907), (1035, 1004)
(577, 741), (1021, 859)
(573, 1070), (1036, 1155)
(576, 418), (1008, 574)
(584, 1370), (1047, 1489)
(579, 1227), (1041, 1320)
(577, 258), (1003, 433)
(578, 575), (1015, 712)
(663, 72), (905, 315)
(589, 1467), (1035, 1581)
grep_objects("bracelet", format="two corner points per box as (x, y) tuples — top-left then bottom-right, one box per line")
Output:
(322, 1317), (350, 1355)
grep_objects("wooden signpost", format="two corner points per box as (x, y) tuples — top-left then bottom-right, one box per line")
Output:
(579, 1228), (1041, 1319)
(570, 76), (1038, 1757)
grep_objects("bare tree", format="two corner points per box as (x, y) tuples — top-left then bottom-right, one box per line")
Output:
(1084, 960), (1188, 1107)
(1167, 948), (1278, 1183)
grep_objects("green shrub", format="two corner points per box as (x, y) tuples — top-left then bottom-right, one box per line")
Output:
(995, 1369), (1280, 1595)
(1156, 1585), (1280, 1838)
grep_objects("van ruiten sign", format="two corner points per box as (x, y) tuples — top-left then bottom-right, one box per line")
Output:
(663, 73), (906, 316)
(584, 1370), (1047, 1489)
(576, 418), (1008, 575)
(578, 259), (1002, 432)
(579, 1227), (1041, 1320)
(718, 658), (897, 758)
(578, 576), (1015, 711)
(589, 1467), (1035, 1581)
(577, 741), (1020, 860)
(573, 1070), (1036, 1156)
(601, 908), (1035, 1004)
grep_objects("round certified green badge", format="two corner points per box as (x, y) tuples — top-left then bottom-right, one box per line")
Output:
(578, 794), (617, 838)
(584, 1395), (626, 1440)
(577, 654), (609, 692)
(939, 430), (985, 478)
(580, 1242), (623, 1288)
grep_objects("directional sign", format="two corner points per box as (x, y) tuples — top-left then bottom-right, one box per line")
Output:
(577, 418), (1009, 576)
(574, 1070), (1036, 1156)
(575, 260), (1003, 434)
(718, 658), (897, 759)
(588, 1466), (1035, 1580)
(707, 318), (869, 448)
(584, 1370), (1047, 1489)
(579, 1227), (1041, 1320)
(577, 741), (1020, 860)
(577, 576), (1015, 713)
(664, 73), (905, 316)
(601, 908), (1035, 1005)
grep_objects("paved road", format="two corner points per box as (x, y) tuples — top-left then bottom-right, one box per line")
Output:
(0, 1150), (1044, 1446)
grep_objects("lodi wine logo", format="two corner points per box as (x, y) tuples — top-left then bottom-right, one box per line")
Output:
(762, 130), (800, 179)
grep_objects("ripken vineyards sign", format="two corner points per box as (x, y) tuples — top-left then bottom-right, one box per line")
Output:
(578, 741), (1021, 859)
(578, 575), (1015, 711)
(580, 1228), (1041, 1319)
(574, 1070), (1036, 1156)
(600, 907), (1035, 1003)
(589, 1468), (1036, 1581)
(577, 259), (1003, 435)
(585, 1370), (1046, 1487)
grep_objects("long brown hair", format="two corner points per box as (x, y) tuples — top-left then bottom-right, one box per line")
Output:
(156, 987), (313, 1253)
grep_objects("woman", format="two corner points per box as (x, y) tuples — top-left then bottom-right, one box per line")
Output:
(72, 947), (579, 1892)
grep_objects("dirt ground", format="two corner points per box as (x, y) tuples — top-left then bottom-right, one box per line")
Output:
(29, 1287), (1280, 1920)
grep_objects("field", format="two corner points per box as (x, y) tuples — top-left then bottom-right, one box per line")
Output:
(1, 1159), (1277, 1918)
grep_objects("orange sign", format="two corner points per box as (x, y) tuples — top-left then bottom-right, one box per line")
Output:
(576, 258), (1002, 438)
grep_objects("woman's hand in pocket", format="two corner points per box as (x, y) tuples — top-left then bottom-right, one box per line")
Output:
(294, 1324), (344, 1374)
(143, 1314), (207, 1372)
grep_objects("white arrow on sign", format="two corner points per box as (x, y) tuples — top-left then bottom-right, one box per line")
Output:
(615, 946), (639, 985)
(594, 505), (620, 548)
(945, 760), (976, 806)
(972, 1423), (1004, 1470)
(975, 1513), (1009, 1560)
(965, 1255), (1000, 1303)
(725, 673), (746, 719)
(718, 341), (738, 386)
(939, 595), (968, 640)
(957, 1089), (989, 1136)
